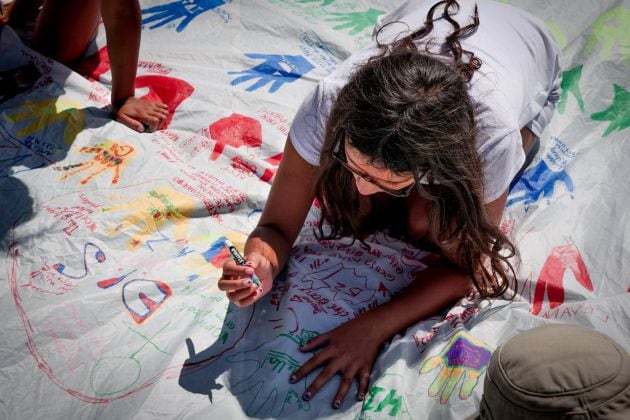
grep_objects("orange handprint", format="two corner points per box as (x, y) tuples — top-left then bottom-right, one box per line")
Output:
(54, 141), (136, 185)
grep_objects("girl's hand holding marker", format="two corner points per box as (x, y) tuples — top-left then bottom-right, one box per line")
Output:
(218, 240), (270, 307)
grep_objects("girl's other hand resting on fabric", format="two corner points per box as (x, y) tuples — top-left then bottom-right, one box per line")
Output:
(289, 311), (387, 409)
(114, 96), (169, 133)
(218, 251), (274, 307)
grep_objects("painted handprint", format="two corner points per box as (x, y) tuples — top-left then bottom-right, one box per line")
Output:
(205, 113), (262, 160)
(531, 243), (593, 316)
(54, 141), (136, 185)
(326, 8), (385, 36)
(141, 0), (226, 32)
(558, 65), (584, 114)
(224, 330), (317, 417)
(419, 330), (492, 404)
(591, 84), (630, 137)
(584, 6), (630, 62)
(228, 54), (314, 93)
(507, 160), (574, 211)
(103, 187), (197, 250)
(5, 98), (86, 145)
(296, 0), (334, 6)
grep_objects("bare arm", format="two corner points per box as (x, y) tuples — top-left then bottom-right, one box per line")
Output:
(246, 137), (319, 276)
(292, 188), (509, 406)
(101, 0), (140, 110)
(218, 137), (318, 305)
(101, 0), (168, 132)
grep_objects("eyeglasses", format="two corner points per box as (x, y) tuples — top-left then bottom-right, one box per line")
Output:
(331, 140), (418, 197)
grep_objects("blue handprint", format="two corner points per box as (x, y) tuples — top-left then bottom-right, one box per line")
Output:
(507, 160), (574, 211)
(228, 54), (315, 93)
(141, 0), (225, 32)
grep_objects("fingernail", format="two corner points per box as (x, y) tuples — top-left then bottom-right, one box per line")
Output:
(242, 279), (252, 286)
(289, 375), (296, 383)
(302, 391), (311, 401)
(358, 393), (365, 401)
(137, 125), (145, 132)
(257, 287), (264, 295)
(332, 400), (341, 409)
(245, 261), (254, 267)
(245, 267), (254, 275)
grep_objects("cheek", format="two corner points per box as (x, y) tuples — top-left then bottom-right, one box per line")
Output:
(354, 176), (381, 196)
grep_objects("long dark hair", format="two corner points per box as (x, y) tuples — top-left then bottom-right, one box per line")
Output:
(313, 0), (516, 298)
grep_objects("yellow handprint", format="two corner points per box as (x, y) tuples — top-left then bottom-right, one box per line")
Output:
(5, 98), (86, 145)
(419, 330), (492, 404)
(104, 187), (197, 250)
(54, 141), (136, 185)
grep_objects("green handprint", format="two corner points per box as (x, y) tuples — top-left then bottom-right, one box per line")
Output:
(419, 330), (492, 404)
(584, 7), (630, 62)
(296, 0), (334, 6)
(326, 8), (384, 36)
(545, 20), (567, 50)
(591, 84), (630, 137)
(558, 65), (584, 114)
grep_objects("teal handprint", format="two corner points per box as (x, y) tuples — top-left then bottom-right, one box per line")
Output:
(591, 84), (630, 137)
(296, 0), (334, 6)
(558, 65), (584, 114)
(326, 8), (385, 36)
(584, 7), (630, 62)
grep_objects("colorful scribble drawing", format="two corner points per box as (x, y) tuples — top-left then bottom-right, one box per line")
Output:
(104, 188), (198, 250)
(224, 330), (317, 416)
(419, 330), (492, 404)
(326, 9), (385, 35)
(507, 160), (574, 211)
(54, 141), (136, 185)
(52, 242), (106, 278)
(558, 65), (584, 114)
(362, 375), (411, 419)
(228, 54), (315, 93)
(206, 113), (262, 160)
(141, 0), (226, 32)
(584, 7), (630, 62)
(89, 321), (173, 396)
(531, 243), (593, 316)
(591, 84), (630, 137)
(4, 98), (86, 145)
(24, 242), (106, 295)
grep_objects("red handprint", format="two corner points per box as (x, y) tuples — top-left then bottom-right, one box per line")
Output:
(531, 243), (593, 315)
(207, 113), (262, 160)
(76, 46), (194, 128)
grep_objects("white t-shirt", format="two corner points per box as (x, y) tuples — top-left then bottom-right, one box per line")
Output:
(289, 0), (561, 203)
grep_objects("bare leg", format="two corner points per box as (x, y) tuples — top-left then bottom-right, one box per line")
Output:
(32, 0), (100, 66)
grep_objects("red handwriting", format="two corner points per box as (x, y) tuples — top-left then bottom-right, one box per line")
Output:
(541, 303), (609, 323)
(42, 204), (98, 236)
